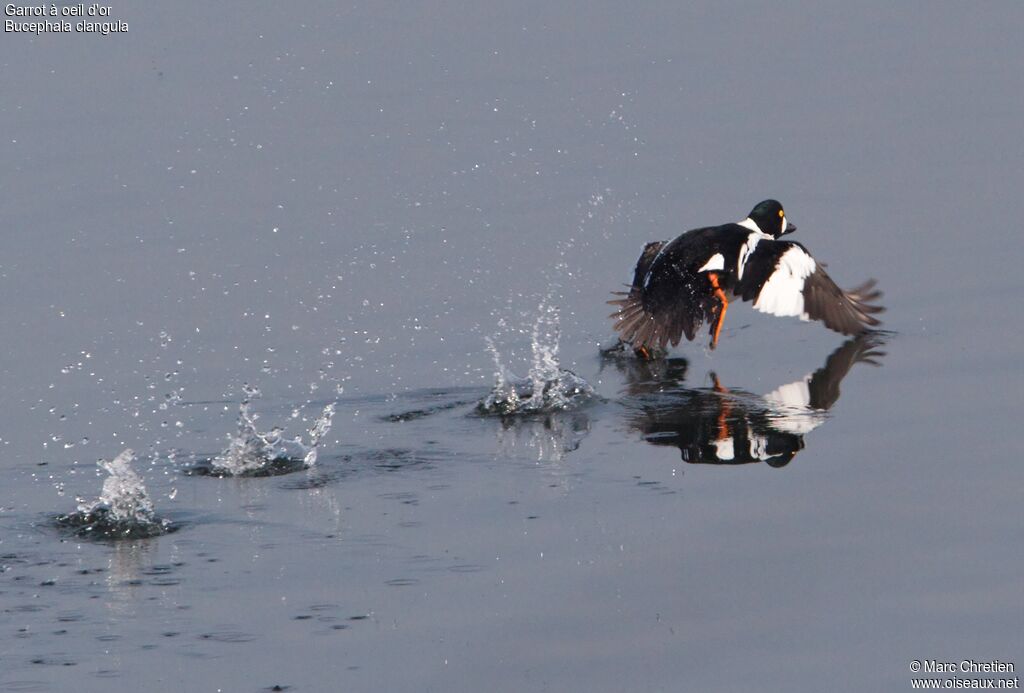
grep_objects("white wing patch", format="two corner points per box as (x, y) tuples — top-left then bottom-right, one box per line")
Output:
(753, 246), (816, 320)
(765, 376), (812, 410)
(763, 374), (828, 435)
(697, 253), (725, 273)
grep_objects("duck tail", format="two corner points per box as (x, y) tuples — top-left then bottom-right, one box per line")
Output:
(608, 290), (661, 348)
(608, 291), (643, 340)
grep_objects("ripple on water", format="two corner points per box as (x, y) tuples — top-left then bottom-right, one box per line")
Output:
(28, 654), (77, 667)
(7, 605), (47, 614)
(381, 395), (478, 422)
(447, 564), (486, 573)
(0, 681), (50, 692)
(186, 456), (309, 478)
(197, 631), (260, 644)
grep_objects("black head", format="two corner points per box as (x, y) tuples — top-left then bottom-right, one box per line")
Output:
(746, 199), (796, 238)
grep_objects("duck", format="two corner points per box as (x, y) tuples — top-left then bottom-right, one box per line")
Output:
(609, 200), (883, 357)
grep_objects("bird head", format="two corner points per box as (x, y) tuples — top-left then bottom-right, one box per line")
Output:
(746, 199), (796, 238)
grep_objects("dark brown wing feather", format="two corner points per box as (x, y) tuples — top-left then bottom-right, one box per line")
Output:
(609, 240), (671, 349)
(608, 291), (689, 350)
(806, 333), (887, 410)
(631, 241), (665, 289)
(803, 267), (884, 335)
(609, 281), (712, 350)
(608, 237), (722, 350)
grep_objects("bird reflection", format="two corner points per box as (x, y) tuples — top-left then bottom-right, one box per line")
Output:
(610, 334), (885, 467)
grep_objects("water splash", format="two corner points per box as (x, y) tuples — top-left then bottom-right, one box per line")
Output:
(56, 448), (172, 539)
(478, 300), (594, 416)
(200, 386), (336, 476)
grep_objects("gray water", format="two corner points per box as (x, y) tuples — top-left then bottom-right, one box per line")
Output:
(2, 2), (1023, 691)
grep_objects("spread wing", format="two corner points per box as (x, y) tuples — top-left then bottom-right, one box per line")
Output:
(803, 272), (884, 335)
(806, 333), (886, 410)
(608, 240), (714, 349)
(736, 241), (884, 335)
(630, 241), (664, 289)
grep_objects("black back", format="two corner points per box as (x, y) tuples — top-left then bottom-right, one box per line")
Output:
(639, 225), (749, 341)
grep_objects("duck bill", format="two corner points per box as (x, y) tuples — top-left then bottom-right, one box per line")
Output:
(783, 222), (797, 235)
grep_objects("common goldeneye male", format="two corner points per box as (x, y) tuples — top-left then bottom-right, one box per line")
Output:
(609, 200), (883, 357)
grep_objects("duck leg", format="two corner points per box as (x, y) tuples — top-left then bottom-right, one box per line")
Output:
(707, 272), (729, 350)
(709, 373), (733, 439)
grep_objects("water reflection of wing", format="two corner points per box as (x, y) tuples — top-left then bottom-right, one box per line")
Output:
(616, 334), (885, 468)
(762, 334), (885, 434)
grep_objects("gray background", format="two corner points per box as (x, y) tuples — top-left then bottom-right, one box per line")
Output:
(2, 2), (1022, 691)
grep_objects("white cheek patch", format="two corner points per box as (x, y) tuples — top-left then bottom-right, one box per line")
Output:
(697, 253), (725, 273)
(753, 246), (816, 320)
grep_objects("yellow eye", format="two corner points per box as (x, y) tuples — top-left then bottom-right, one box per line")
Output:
(778, 210), (784, 218)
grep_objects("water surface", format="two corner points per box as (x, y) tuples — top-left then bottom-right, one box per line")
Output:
(2, 3), (1023, 692)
